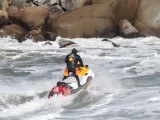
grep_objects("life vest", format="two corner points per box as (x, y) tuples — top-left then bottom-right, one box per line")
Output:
(62, 87), (71, 96)
(50, 86), (71, 95)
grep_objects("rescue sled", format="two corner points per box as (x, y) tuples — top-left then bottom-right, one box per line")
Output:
(48, 66), (95, 98)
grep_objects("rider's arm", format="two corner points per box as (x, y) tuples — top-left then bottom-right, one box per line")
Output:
(65, 55), (69, 63)
(78, 55), (84, 67)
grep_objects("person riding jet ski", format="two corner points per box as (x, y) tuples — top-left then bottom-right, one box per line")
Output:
(63, 48), (84, 87)
(48, 81), (71, 99)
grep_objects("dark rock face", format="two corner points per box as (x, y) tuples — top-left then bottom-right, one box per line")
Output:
(0, 10), (8, 26)
(44, 32), (57, 41)
(51, 3), (118, 38)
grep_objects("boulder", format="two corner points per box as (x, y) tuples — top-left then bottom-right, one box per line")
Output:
(32, 34), (46, 42)
(134, 0), (160, 37)
(110, 0), (140, 22)
(8, 6), (49, 30)
(51, 3), (118, 38)
(0, 10), (8, 26)
(1, 24), (27, 42)
(119, 19), (142, 38)
(58, 39), (76, 48)
(27, 27), (42, 37)
(44, 32), (57, 41)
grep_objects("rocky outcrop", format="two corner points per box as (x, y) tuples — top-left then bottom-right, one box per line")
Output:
(1, 0), (160, 42)
(134, 0), (160, 37)
(119, 19), (142, 38)
(51, 3), (118, 38)
(1, 24), (27, 42)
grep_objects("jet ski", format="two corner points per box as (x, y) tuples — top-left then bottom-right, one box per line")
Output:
(48, 66), (95, 98)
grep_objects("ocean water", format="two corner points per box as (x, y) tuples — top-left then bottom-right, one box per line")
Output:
(0, 36), (160, 120)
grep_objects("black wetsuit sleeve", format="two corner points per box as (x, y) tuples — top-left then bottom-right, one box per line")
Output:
(78, 55), (84, 66)
(65, 54), (69, 63)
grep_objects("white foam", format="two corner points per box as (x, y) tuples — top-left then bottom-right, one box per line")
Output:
(1, 36), (160, 119)
(148, 97), (160, 102)
(0, 94), (73, 118)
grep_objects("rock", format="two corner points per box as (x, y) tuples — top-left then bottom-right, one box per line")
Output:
(26, 27), (42, 38)
(51, 3), (118, 38)
(8, 6), (49, 30)
(110, 0), (140, 22)
(134, 0), (160, 37)
(0, 0), (9, 11)
(92, 0), (108, 4)
(44, 32), (57, 41)
(57, 0), (93, 11)
(44, 41), (53, 45)
(0, 29), (4, 37)
(58, 39), (76, 48)
(0, 10), (8, 26)
(102, 38), (120, 47)
(9, 0), (32, 9)
(2, 24), (27, 42)
(32, 34), (46, 42)
(26, 0), (32, 3)
(26, 0), (57, 7)
(119, 19), (143, 38)
(46, 5), (64, 31)
(48, 5), (64, 19)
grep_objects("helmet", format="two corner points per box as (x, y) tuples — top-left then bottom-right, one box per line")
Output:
(71, 48), (77, 54)
(57, 81), (62, 86)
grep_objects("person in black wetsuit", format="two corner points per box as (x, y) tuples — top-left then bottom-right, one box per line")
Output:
(63, 48), (84, 87)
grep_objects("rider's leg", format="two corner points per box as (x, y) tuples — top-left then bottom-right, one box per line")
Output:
(76, 75), (81, 87)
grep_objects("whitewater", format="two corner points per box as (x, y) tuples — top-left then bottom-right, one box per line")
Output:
(0, 36), (160, 120)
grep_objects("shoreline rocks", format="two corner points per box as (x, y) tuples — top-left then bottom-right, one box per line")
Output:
(0, 0), (160, 43)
